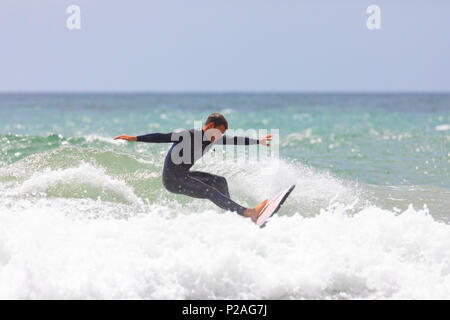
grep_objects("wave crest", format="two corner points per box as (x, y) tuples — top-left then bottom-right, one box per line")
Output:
(17, 162), (141, 204)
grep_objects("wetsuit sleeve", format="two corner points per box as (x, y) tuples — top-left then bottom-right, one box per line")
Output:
(215, 135), (259, 145)
(136, 133), (174, 143)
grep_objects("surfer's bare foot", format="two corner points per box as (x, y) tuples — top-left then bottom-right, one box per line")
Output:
(243, 199), (268, 223)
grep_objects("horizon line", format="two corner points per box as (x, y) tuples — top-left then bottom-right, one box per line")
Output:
(1, 90), (450, 95)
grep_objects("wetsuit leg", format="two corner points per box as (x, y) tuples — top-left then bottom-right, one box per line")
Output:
(187, 171), (230, 198)
(163, 171), (246, 215)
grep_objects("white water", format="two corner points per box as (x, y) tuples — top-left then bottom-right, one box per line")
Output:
(1, 200), (449, 299)
(435, 124), (450, 131)
(17, 163), (141, 204)
(1, 156), (450, 299)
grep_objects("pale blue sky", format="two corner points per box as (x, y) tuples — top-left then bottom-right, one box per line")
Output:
(1, 0), (449, 92)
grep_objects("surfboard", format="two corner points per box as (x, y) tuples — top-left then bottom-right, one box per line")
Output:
(256, 184), (296, 228)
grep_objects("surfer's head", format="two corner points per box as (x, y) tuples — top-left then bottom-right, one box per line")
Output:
(203, 113), (228, 142)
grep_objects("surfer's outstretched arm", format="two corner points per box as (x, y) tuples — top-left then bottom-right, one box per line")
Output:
(136, 133), (174, 143)
(114, 133), (174, 143)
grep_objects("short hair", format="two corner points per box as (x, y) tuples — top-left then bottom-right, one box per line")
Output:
(205, 113), (228, 130)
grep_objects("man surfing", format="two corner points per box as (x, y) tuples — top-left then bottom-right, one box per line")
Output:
(114, 113), (272, 223)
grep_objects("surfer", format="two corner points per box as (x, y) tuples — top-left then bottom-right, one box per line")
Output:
(114, 113), (272, 222)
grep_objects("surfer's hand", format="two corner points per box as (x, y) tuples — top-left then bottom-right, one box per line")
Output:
(114, 135), (137, 141)
(259, 134), (272, 146)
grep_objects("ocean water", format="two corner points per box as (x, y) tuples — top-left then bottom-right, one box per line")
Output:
(0, 93), (449, 299)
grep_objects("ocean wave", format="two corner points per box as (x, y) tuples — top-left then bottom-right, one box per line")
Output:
(82, 134), (127, 145)
(16, 162), (141, 204)
(1, 144), (358, 215)
(0, 134), (128, 164)
(1, 133), (449, 299)
(0, 200), (449, 299)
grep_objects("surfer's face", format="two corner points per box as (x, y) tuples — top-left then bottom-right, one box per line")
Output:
(204, 123), (226, 142)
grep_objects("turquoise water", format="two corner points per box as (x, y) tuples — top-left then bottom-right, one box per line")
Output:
(1, 93), (449, 299)
(2, 93), (449, 186)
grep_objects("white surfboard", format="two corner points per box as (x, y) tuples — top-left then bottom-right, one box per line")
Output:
(256, 184), (296, 228)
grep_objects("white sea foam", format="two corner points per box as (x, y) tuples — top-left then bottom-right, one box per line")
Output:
(17, 162), (141, 204)
(0, 198), (449, 299)
(435, 124), (450, 131)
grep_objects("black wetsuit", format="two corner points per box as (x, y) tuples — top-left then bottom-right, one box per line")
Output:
(137, 129), (259, 215)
